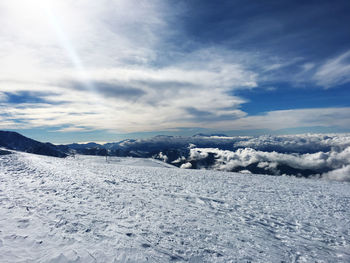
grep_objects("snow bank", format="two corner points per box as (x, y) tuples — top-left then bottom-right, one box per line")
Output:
(0, 152), (349, 262)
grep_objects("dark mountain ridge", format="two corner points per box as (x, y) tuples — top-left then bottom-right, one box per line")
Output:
(0, 131), (67, 158)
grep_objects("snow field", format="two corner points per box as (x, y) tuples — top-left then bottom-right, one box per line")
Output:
(0, 152), (349, 262)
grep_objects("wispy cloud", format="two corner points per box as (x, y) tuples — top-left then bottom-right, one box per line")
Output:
(221, 107), (350, 131)
(314, 50), (350, 88)
(0, 0), (349, 135)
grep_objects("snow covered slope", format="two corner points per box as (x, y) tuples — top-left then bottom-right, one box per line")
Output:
(71, 155), (177, 169)
(0, 152), (349, 262)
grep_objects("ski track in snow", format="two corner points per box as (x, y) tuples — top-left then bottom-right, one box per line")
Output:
(0, 152), (349, 262)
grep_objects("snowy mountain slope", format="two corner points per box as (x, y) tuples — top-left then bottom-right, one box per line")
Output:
(0, 152), (349, 262)
(72, 155), (177, 169)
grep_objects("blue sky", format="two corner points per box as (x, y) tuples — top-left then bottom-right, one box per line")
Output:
(0, 0), (350, 143)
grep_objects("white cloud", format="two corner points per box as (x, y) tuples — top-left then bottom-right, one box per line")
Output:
(0, 0), (260, 132)
(187, 145), (350, 180)
(238, 170), (252, 174)
(234, 133), (350, 152)
(56, 126), (93, 132)
(322, 165), (350, 182)
(314, 50), (350, 87)
(214, 107), (350, 131)
(301, 63), (315, 72)
(156, 152), (168, 163)
(180, 162), (192, 169)
(0, 0), (164, 69)
(263, 57), (303, 72)
(0, 0), (349, 133)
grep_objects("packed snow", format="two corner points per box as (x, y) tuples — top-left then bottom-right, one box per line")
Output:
(0, 151), (349, 262)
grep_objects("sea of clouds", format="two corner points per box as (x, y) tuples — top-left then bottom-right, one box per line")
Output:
(150, 134), (350, 181)
(184, 145), (350, 181)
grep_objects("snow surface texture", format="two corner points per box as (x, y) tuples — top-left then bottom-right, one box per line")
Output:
(0, 152), (349, 262)
(72, 155), (176, 169)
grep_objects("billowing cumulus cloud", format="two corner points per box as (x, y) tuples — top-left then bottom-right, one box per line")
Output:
(322, 165), (350, 182)
(187, 146), (350, 174)
(173, 134), (350, 181)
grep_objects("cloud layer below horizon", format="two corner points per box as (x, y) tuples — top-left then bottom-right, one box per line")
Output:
(1, 0), (350, 135)
(138, 134), (350, 181)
